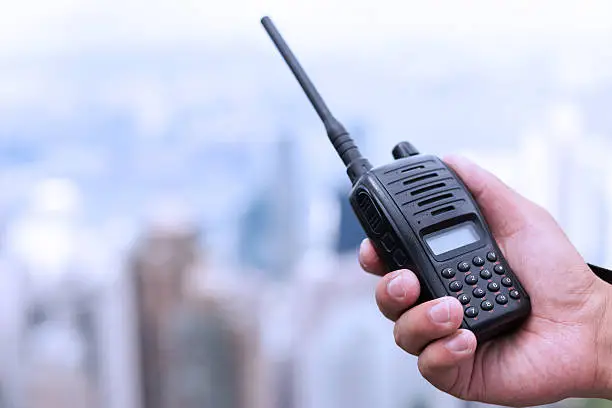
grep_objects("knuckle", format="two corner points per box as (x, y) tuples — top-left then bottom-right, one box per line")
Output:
(393, 323), (403, 348)
(417, 355), (434, 379)
(394, 319), (420, 355)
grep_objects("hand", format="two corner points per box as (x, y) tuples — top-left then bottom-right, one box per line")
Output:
(359, 155), (612, 406)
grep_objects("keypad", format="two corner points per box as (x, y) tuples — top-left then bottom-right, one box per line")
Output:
(458, 294), (471, 305)
(472, 287), (486, 298)
(465, 307), (478, 318)
(487, 282), (500, 292)
(496, 294), (508, 305)
(449, 281), (463, 292)
(472, 256), (485, 266)
(481, 300), (494, 311)
(465, 274), (478, 285)
(494, 264), (505, 275)
(445, 250), (518, 318)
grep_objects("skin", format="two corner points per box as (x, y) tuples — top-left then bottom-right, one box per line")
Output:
(358, 154), (612, 406)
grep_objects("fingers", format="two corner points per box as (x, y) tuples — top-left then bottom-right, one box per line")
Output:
(359, 239), (387, 276)
(417, 329), (477, 395)
(443, 154), (536, 240)
(375, 269), (421, 321)
(393, 296), (464, 355)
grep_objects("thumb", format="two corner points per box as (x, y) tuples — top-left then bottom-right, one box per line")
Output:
(443, 154), (536, 240)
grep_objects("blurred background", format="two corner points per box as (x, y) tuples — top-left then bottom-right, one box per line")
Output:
(0, 0), (611, 407)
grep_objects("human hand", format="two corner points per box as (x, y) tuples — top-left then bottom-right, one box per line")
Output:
(359, 155), (612, 406)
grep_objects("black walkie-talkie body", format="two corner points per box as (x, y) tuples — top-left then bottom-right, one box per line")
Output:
(350, 152), (530, 342)
(261, 16), (531, 343)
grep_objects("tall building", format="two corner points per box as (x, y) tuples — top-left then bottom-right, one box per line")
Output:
(130, 221), (264, 408)
(129, 224), (201, 408)
(238, 134), (301, 281)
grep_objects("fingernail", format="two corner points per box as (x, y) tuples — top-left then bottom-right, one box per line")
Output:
(360, 238), (368, 250)
(429, 298), (452, 324)
(387, 272), (407, 299)
(445, 331), (472, 353)
(358, 239), (368, 268)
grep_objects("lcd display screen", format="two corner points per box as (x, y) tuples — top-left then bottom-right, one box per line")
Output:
(424, 222), (480, 255)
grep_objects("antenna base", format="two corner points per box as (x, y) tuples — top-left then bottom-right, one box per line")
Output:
(347, 158), (372, 184)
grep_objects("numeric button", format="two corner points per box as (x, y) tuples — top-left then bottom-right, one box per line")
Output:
(509, 290), (520, 299)
(472, 287), (486, 298)
(441, 268), (455, 279)
(496, 294), (508, 305)
(481, 300), (494, 311)
(458, 262), (470, 272)
(472, 256), (485, 266)
(486, 251), (497, 262)
(465, 274), (478, 285)
(487, 282), (500, 292)
(494, 264), (505, 275)
(465, 307), (478, 318)
(458, 294), (471, 305)
(449, 281), (463, 292)
(480, 269), (492, 279)
(501, 277), (513, 287)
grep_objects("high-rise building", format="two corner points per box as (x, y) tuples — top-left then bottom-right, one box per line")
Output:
(130, 221), (265, 408)
(129, 224), (201, 408)
(238, 134), (301, 281)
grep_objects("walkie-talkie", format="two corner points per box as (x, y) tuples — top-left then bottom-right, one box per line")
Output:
(261, 16), (531, 342)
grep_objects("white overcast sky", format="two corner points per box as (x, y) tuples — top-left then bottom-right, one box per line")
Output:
(1, 0), (612, 57)
(1, 0), (612, 276)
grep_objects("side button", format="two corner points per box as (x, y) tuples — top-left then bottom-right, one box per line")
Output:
(381, 232), (396, 252)
(393, 249), (408, 266)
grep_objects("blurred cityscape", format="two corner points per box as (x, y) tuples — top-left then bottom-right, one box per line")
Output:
(0, 2), (612, 408)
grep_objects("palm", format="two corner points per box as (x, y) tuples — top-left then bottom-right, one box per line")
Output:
(362, 156), (612, 406)
(452, 211), (606, 405)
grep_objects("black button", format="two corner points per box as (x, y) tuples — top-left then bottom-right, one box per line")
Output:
(509, 290), (520, 299)
(393, 249), (407, 266)
(441, 268), (455, 279)
(381, 233), (396, 252)
(472, 287), (486, 298)
(494, 264), (505, 275)
(464, 307), (478, 318)
(481, 300), (494, 311)
(458, 262), (470, 272)
(487, 282), (500, 292)
(472, 256), (485, 266)
(487, 251), (497, 262)
(449, 281), (463, 292)
(496, 294), (508, 305)
(465, 274), (478, 285)
(501, 277), (513, 287)
(480, 269), (492, 279)
(458, 294), (471, 305)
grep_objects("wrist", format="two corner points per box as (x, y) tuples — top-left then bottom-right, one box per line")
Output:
(595, 288), (612, 398)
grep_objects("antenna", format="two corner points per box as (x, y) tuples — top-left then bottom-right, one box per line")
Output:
(261, 16), (371, 183)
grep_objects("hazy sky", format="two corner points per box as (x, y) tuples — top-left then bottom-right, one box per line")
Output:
(2, 1), (612, 56)
(1, 0), (612, 275)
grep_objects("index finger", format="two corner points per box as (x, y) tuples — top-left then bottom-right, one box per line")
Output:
(359, 239), (388, 276)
